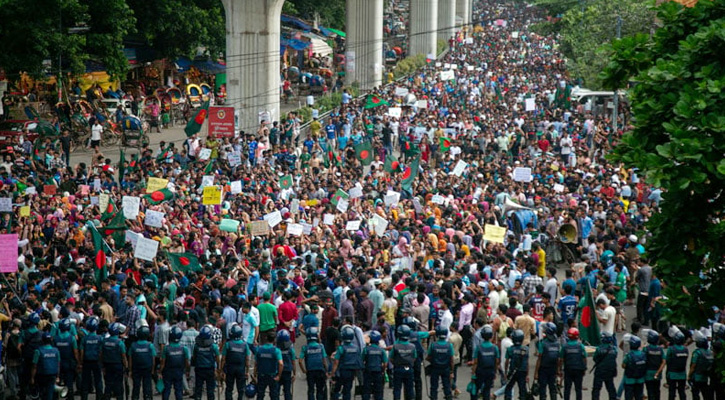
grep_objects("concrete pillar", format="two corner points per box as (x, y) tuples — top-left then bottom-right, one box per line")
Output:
(437, 0), (456, 42)
(456, 0), (471, 27)
(409, 0), (439, 57)
(221, 0), (284, 133)
(345, 0), (384, 91)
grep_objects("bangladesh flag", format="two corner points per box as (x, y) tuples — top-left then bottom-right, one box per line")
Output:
(383, 153), (401, 173)
(184, 101), (210, 137)
(102, 212), (127, 247)
(364, 94), (390, 109)
(401, 155), (420, 193)
(88, 223), (112, 284)
(323, 148), (342, 168)
(144, 188), (174, 205)
(401, 137), (420, 158)
(167, 252), (202, 273)
(495, 85), (504, 103)
(439, 136), (452, 152)
(101, 201), (118, 222)
(156, 143), (173, 162)
(578, 281), (601, 346)
(330, 188), (349, 206)
(204, 159), (215, 174)
(128, 153), (139, 172)
(279, 174), (293, 189)
(354, 141), (374, 166)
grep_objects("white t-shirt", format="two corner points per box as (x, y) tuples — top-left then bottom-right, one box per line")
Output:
(91, 124), (103, 141)
(560, 137), (573, 155)
(600, 305), (617, 335)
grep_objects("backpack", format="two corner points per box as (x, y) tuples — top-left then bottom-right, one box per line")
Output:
(497, 316), (510, 339)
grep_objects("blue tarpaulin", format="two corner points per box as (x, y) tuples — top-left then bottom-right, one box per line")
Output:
(281, 14), (313, 31)
(175, 57), (192, 72)
(193, 60), (226, 74)
(281, 38), (310, 51)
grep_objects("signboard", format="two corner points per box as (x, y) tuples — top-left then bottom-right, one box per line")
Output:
(484, 224), (507, 244)
(0, 234), (18, 273)
(513, 167), (533, 182)
(208, 106), (235, 138)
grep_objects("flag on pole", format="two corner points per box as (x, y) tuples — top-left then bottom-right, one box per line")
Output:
(144, 188), (175, 205)
(364, 94), (390, 109)
(578, 281), (602, 346)
(323, 148), (342, 168)
(167, 252), (202, 273)
(354, 140), (374, 166)
(184, 101), (210, 137)
(401, 155), (420, 193)
(88, 223), (112, 284)
(279, 175), (293, 189)
(383, 153), (401, 173)
(439, 136), (453, 153)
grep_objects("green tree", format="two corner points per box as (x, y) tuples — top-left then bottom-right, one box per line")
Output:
(286, 0), (347, 31)
(601, 0), (725, 328)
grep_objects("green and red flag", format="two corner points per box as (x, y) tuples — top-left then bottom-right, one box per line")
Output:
(323, 147), (342, 168)
(364, 94), (389, 109)
(383, 153), (401, 173)
(578, 280), (601, 346)
(354, 140), (374, 166)
(401, 137), (420, 158)
(88, 223), (112, 284)
(495, 86), (504, 103)
(167, 252), (202, 273)
(101, 201), (118, 222)
(401, 155), (420, 193)
(279, 174), (293, 189)
(330, 188), (349, 206)
(439, 136), (453, 153)
(144, 188), (174, 205)
(203, 159), (215, 174)
(184, 101), (210, 137)
(156, 143), (174, 162)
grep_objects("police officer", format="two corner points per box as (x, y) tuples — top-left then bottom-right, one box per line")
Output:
(160, 326), (190, 400)
(534, 322), (559, 400)
(55, 318), (80, 399)
(362, 330), (387, 400)
(101, 322), (128, 400)
(20, 312), (43, 400)
(30, 332), (60, 400)
(688, 334), (714, 400)
(390, 325), (416, 400)
(403, 317), (431, 400)
(220, 324), (250, 400)
(592, 332), (618, 400)
(643, 330), (664, 400)
(471, 325), (499, 400)
(255, 331), (283, 400)
(193, 325), (220, 400)
(503, 330), (528, 400)
(427, 326), (454, 400)
(299, 327), (328, 400)
(711, 323), (725, 400)
(80, 316), (104, 400)
(560, 328), (586, 400)
(332, 326), (363, 400)
(661, 329), (688, 400)
(276, 330), (296, 400)
(129, 325), (156, 400)
(622, 336), (646, 400)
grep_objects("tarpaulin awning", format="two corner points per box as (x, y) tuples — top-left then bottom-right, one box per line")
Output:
(193, 60), (226, 74)
(326, 27), (346, 38)
(281, 15), (313, 31)
(175, 57), (193, 72)
(281, 38), (310, 51)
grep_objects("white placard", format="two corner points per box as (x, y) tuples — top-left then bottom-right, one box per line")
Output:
(349, 186), (363, 199)
(227, 152), (242, 167)
(450, 64), (458, 70)
(134, 237), (159, 261)
(199, 148), (212, 161)
(25, 186), (37, 195)
(513, 167), (533, 182)
(312, 217), (320, 227)
(323, 213), (335, 225)
(346, 220), (361, 231)
(416, 100), (428, 109)
(435, 62), (442, 67)
(264, 210), (282, 228)
(413, 197), (423, 213)
(384, 192), (400, 207)
(125, 231), (139, 247)
(373, 214), (389, 236)
(525, 98), (536, 111)
(426, 53), (435, 60)
(122, 196), (140, 219)
(554, 183), (565, 193)
(302, 223), (313, 235)
(144, 210), (165, 228)
(336, 198), (349, 213)
(465, 37), (474, 44)
(230, 181), (242, 194)
(99, 193), (109, 211)
(387, 107), (402, 118)
(440, 70), (455, 81)
(0, 198), (11, 212)
(394, 87), (409, 97)
(511, 31), (519, 39)
(431, 194), (445, 204)
(287, 223), (303, 236)
(467, 65), (474, 71)
(451, 160), (468, 176)
(201, 175), (215, 188)
(290, 199), (299, 214)
(443, 63), (451, 69)
(93, 179), (101, 191)
(90, 196), (99, 205)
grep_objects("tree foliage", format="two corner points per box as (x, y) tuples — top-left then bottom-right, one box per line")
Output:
(601, 0), (725, 328)
(285, 0), (347, 31)
(0, 0), (135, 78)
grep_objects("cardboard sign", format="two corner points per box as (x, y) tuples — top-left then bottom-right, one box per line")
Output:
(336, 198), (349, 213)
(387, 107), (402, 118)
(79, 185), (90, 195)
(349, 186), (363, 199)
(416, 100), (428, 109)
(302, 223), (313, 235)
(208, 106), (235, 138)
(144, 210), (165, 228)
(525, 97), (536, 112)
(19, 206), (30, 217)
(201, 175), (215, 188)
(0, 198), (11, 212)
(249, 220), (270, 236)
(554, 183), (565, 193)
(122, 196), (140, 219)
(513, 167), (533, 182)
(373, 214), (388, 236)
(0, 234), (19, 272)
(99, 193), (109, 211)
(264, 211), (282, 228)
(451, 160), (468, 177)
(440, 70), (455, 81)
(384, 192), (400, 207)
(394, 87), (409, 97)
(202, 186), (222, 205)
(134, 237), (159, 261)
(484, 224), (507, 244)
(413, 198), (423, 213)
(323, 213), (335, 225)
(230, 181), (242, 194)
(431, 194), (445, 205)
(125, 231), (139, 247)
(227, 152), (242, 167)
(147, 178), (169, 192)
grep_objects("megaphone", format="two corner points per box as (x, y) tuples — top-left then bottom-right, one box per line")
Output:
(55, 384), (69, 399)
(403, 93), (417, 107)
(558, 223), (578, 244)
(503, 198), (530, 213)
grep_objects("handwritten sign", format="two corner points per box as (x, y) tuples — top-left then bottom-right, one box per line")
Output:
(125, 231), (139, 247)
(484, 224), (507, 244)
(387, 107), (402, 118)
(198, 148), (212, 161)
(431, 194), (445, 205)
(44, 185), (57, 196)
(99, 193), (109, 211)
(144, 210), (165, 228)
(302, 223), (313, 235)
(553, 183), (565, 193)
(349, 186), (363, 199)
(413, 197), (423, 213)
(451, 160), (467, 177)
(513, 167), (533, 182)
(249, 220), (270, 236)
(525, 97), (536, 112)
(201, 175), (215, 188)
(264, 211), (282, 228)
(79, 185), (90, 195)
(122, 196), (140, 219)
(0, 198), (11, 212)
(384, 192), (400, 207)
(227, 152), (242, 167)
(373, 214), (389, 236)
(202, 186), (222, 205)
(346, 220), (361, 231)
(287, 223), (303, 236)
(336, 198), (349, 213)
(147, 177), (169, 192)
(0, 234), (19, 272)
(323, 213), (335, 225)
(134, 237), (159, 261)
(230, 181), (242, 194)
(19, 206), (30, 217)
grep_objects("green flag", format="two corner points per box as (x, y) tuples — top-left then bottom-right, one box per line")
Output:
(166, 252), (202, 273)
(279, 174), (293, 189)
(401, 155), (420, 193)
(439, 137), (452, 153)
(330, 188), (349, 206)
(144, 188), (175, 205)
(184, 101), (210, 137)
(204, 159), (215, 174)
(578, 281), (601, 346)
(156, 143), (173, 162)
(88, 223), (112, 285)
(101, 201), (118, 222)
(354, 140), (374, 166)
(323, 147), (342, 168)
(383, 153), (400, 173)
(364, 94), (390, 109)
(401, 137), (420, 158)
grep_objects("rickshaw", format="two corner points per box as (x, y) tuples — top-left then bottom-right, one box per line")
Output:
(186, 84), (202, 107)
(142, 96), (161, 130)
(287, 66), (300, 82)
(158, 92), (173, 127)
(309, 74), (326, 95)
(200, 83), (212, 102)
(167, 88), (186, 125)
(120, 115), (149, 148)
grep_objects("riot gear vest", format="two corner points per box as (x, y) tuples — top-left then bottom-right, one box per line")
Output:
(540, 339), (561, 369)
(82, 333), (102, 361)
(102, 336), (123, 365)
(476, 342), (497, 372)
(391, 342), (416, 367)
(37, 346), (60, 376)
(304, 343), (325, 371)
(225, 341), (248, 369)
(55, 333), (75, 367)
(510, 346), (529, 372)
(429, 341), (452, 368)
(409, 333), (425, 363)
(340, 343), (363, 370)
(130, 341), (154, 371)
(693, 349), (714, 379)
(194, 345), (216, 369)
(645, 345), (663, 371)
(667, 345), (688, 373)
(364, 345), (385, 372)
(281, 348), (294, 372)
(625, 351), (647, 379)
(256, 345), (280, 376)
(563, 341), (585, 371)
(164, 344), (186, 372)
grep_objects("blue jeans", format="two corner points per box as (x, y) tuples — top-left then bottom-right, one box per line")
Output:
(393, 367), (414, 400)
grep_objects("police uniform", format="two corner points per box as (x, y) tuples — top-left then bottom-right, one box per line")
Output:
(55, 331), (78, 399)
(504, 344), (528, 400)
(162, 343), (190, 400)
(427, 339), (454, 400)
(362, 343), (387, 400)
(665, 344), (688, 400)
(278, 344), (296, 400)
(33, 344), (60, 400)
(334, 342), (363, 400)
(643, 344), (663, 400)
(473, 341), (499, 400)
(193, 340), (220, 400)
(20, 326), (43, 400)
(690, 347), (714, 400)
(560, 339), (586, 400)
(408, 331), (428, 400)
(222, 339), (249, 400)
(300, 341), (328, 400)
(592, 342), (618, 400)
(390, 339), (417, 400)
(255, 343), (283, 400)
(711, 336), (724, 400)
(129, 339), (157, 400)
(80, 331), (104, 400)
(101, 335), (127, 400)
(622, 349), (646, 400)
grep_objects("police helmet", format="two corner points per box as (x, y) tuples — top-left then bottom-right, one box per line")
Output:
(86, 316), (99, 332)
(544, 322), (557, 338)
(601, 332), (614, 344)
(59, 318), (72, 332)
(244, 383), (257, 398)
(230, 324), (244, 340)
(397, 324), (411, 340)
(567, 328), (579, 340)
(137, 325), (151, 341)
(169, 326), (183, 343)
(306, 327), (319, 341)
(481, 325), (494, 341)
(629, 335), (642, 350)
(42, 332), (53, 344)
(29, 312), (41, 326)
(714, 323), (725, 340)
(644, 329), (659, 345)
(277, 329), (291, 344)
(512, 329), (524, 345)
(108, 322), (122, 336)
(341, 326), (355, 342)
(671, 330), (686, 345)
(435, 326), (448, 340)
(695, 336), (709, 349)
(369, 330), (382, 344)
(199, 325), (213, 340)
(403, 316), (417, 331)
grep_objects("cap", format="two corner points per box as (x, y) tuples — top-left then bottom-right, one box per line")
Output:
(629, 234), (638, 243)
(263, 292), (271, 301)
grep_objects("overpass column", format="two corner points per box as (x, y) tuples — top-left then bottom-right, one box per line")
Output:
(346, 0), (384, 91)
(221, 0), (284, 133)
(409, 0), (439, 57)
(456, 0), (471, 29)
(437, 0), (457, 42)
